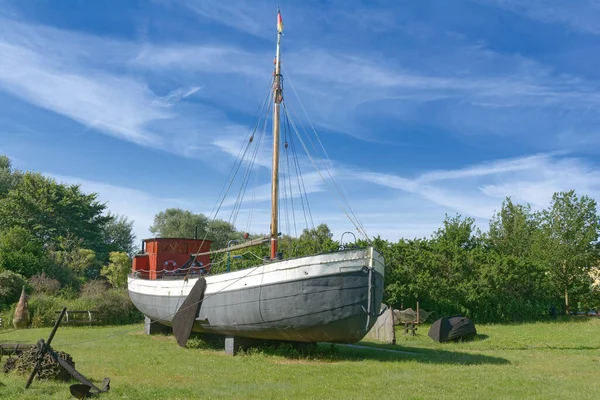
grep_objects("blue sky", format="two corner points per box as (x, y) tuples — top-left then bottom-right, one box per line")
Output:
(1, 0), (600, 243)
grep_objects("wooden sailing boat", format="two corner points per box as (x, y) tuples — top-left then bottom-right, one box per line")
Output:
(127, 10), (385, 344)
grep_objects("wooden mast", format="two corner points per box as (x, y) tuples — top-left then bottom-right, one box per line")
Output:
(270, 9), (283, 259)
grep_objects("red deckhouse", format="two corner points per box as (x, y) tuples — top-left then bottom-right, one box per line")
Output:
(132, 238), (212, 279)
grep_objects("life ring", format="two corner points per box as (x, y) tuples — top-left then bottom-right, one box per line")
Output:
(192, 261), (209, 275)
(163, 260), (177, 269)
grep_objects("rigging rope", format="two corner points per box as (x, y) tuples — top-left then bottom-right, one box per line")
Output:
(283, 103), (369, 241)
(281, 66), (370, 241)
(284, 105), (314, 232)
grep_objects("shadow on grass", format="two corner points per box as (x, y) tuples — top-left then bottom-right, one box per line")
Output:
(184, 332), (509, 365)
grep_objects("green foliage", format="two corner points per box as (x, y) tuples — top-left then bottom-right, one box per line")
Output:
(488, 198), (537, 258)
(207, 219), (241, 250)
(24, 286), (142, 328)
(101, 251), (131, 288)
(78, 282), (142, 325)
(28, 272), (61, 295)
(149, 208), (239, 249)
(0, 172), (111, 252)
(0, 155), (22, 198)
(103, 212), (137, 256)
(0, 226), (46, 277)
(536, 190), (600, 314)
(295, 224), (339, 255)
(27, 294), (70, 327)
(94, 288), (144, 325)
(150, 208), (209, 239)
(47, 238), (100, 285)
(0, 270), (27, 310)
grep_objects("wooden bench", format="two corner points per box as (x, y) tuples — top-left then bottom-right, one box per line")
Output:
(54, 310), (99, 325)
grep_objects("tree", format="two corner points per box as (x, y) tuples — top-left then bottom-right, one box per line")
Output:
(296, 224), (339, 256)
(488, 198), (538, 258)
(149, 208), (240, 250)
(150, 208), (209, 239)
(103, 213), (137, 256)
(48, 236), (100, 283)
(0, 226), (47, 278)
(536, 190), (600, 314)
(0, 155), (22, 197)
(0, 270), (27, 309)
(0, 172), (111, 252)
(101, 252), (131, 288)
(207, 219), (241, 250)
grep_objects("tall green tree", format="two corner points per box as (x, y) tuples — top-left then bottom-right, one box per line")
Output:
(207, 219), (241, 250)
(536, 190), (600, 314)
(296, 224), (339, 255)
(0, 172), (110, 252)
(103, 213), (137, 256)
(0, 226), (46, 278)
(150, 208), (209, 239)
(0, 155), (22, 197)
(48, 236), (100, 283)
(149, 208), (240, 249)
(488, 198), (538, 258)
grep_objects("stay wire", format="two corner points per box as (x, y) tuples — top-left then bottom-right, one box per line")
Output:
(283, 103), (368, 240)
(229, 100), (271, 226)
(285, 105), (314, 231)
(283, 112), (298, 238)
(282, 67), (370, 240)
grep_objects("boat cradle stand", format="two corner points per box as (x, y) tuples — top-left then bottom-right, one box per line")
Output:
(224, 336), (317, 356)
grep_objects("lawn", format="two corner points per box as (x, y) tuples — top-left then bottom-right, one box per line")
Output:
(1, 318), (599, 399)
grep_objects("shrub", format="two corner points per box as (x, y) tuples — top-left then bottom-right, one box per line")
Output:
(94, 288), (143, 325)
(0, 270), (27, 310)
(28, 294), (66, 327)
(29, 272), (61, 295)
(100, 251), (130, 288)
(79, 279), (109, 298)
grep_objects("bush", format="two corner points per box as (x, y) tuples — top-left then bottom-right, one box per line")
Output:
(79, 279), (109, 298)
(100, 251), (131, 288)
(94, 288), (143, 325)
(28, 294), (68, 327)
(29, 272), (61, 295)
(0, 227), (46, 277)
(0, 270), (27, 310)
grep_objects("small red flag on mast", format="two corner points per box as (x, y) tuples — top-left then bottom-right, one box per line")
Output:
(277, 9), (284, 33)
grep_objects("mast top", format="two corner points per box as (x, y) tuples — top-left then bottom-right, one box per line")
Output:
(277, 8), (284, 34)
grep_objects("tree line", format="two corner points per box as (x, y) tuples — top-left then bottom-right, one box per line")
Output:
(372, 193), (600, 322)
(1, 154), (599, 324)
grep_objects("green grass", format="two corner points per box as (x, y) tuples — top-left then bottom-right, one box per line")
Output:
(1, 319), (599, 399)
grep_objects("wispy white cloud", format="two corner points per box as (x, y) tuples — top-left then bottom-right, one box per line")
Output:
(152, 86), (202, 107)
(176, 0), (272, 38)
(475, 0), (600, 35)
(0, 41), (169, 145)
(354, 153), (600, 221)
(0, 17), (259, 160)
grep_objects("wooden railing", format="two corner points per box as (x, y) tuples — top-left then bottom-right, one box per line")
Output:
(54, 310), (99, 325)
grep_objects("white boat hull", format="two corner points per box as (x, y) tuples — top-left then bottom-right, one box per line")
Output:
(128, 247), (385, 343)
